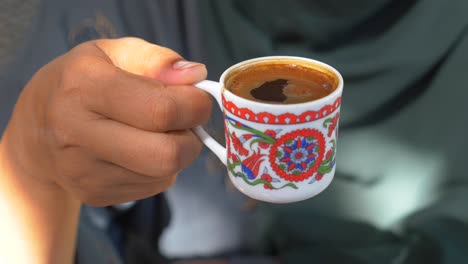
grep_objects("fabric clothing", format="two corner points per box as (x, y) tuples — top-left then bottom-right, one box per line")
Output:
(0, 0), (39, 71)
(199, 1), (468, 263)
(1, 0), (468, 263)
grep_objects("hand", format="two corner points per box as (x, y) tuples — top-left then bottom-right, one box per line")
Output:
(2, 37), (211, 206)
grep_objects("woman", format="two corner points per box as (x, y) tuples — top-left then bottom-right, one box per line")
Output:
(1, 0), (468, 263)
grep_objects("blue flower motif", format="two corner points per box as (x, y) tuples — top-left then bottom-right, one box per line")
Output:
(279, 138), (317, 172)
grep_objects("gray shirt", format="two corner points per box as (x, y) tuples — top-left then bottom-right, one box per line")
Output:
(2, 0), (468, 263)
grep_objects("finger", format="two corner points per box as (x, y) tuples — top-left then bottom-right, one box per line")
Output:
(157, 59), (208, 85)
(83, 180), (172, 207)
(74, 160), (176, 206)
(64, 40), (211, 131)
(93, 160), (164, 184)
(75, 61), (212, 131)
(94, 37), (207, 84)
(91, 160), (177, 204)
(55, 150), (175, 206)
(76, 117), (203, 178)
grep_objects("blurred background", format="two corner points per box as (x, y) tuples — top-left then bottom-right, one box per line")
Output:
(1, 0), (468, 263)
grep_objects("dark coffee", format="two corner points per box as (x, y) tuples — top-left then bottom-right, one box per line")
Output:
(226, 61), (338, 104)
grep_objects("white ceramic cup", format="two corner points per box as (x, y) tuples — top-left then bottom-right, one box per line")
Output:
(194, 56), (343, 203)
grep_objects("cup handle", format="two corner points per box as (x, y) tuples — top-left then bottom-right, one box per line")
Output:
(192, 80), (227, 165)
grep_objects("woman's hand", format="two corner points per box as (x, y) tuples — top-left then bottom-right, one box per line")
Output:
(0, 37), (211, 263)
(4, 37), (211, 206)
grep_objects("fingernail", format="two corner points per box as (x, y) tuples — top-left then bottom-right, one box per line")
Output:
(173, 60), (204, 70)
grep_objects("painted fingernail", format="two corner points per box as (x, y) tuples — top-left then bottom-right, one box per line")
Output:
(173, 60), (204, 70)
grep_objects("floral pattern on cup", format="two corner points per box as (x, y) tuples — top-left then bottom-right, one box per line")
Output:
(193, 56), (344, 203)
(225, 109), (339, 190)
(223, 96), (342, 125)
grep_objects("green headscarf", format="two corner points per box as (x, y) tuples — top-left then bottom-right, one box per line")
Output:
(197, 0), (468, 126)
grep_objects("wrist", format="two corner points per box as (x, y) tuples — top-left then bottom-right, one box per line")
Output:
(1, 68), (59, 187)
(0, 131), (65, 198)
(1, 125), (58, 188)
(0, 59), (80, 264)
(1, 137), (80, 264)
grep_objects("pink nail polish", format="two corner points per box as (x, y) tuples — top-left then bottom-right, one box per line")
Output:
(173, 60), (204, 70)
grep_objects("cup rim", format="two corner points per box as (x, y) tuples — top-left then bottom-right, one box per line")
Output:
(219, 56), (343, 108)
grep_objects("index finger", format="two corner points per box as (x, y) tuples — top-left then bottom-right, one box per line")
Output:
(68, 57), (211, 132)
(94, 38), (208, 84)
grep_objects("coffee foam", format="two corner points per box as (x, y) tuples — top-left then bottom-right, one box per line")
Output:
(226, 61), (338, 104)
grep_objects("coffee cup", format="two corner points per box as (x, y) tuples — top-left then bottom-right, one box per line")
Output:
(194, 56), (343, 203)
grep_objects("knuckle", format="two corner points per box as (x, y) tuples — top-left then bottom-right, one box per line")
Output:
(58, 51), (118, 112)
(112, 37), (180, 65)
(60, 54), (115, 94)
(145, 44), (179, 63)
(60, 56), (93, 90)
(196, 90), (213, 125)
(158, 138), (183, 175)
(46, 108), (77, 148)
(119, 36), (144, 44)
(147, 93), (178, 131)
(178, 86), (212, 127)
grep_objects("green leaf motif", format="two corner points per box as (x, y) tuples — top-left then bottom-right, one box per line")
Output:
(319, 139), (337, 167)
(323, 117), (333, 128)
(227, 160), (242, 176)
(280, 183), (299, 190)
(227, 119), (275, 144)
(318, 166), (333, 174)
(235, 171), (298, 190)
(279, 164), (287, 170)
(276, 151), (283, 158)
(321, 157), (332, 166)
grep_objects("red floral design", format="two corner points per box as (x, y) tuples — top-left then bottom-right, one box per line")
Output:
(225, 115), (335, 190)
(265, 129), (277, 138)
(327, 113), (340, 137)
(241, 150), (265, 180)
(225, 120), (231, 157)
(261, 173), (273, 189)
(269, 129), (325, 182)
(315, 173), (324, 181)
(231, 131), (249, 156)
(259, 129), (277, 149)
(229, 153), (239, 162)
(257, 112), (276, 123)
(240, 134), (253, 143)
(222, 95), (341, 125)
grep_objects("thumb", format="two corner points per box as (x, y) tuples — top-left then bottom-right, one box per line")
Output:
(94, 37), (207, 84)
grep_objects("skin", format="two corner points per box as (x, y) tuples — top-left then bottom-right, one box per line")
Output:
(0, 37), (212, 264)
